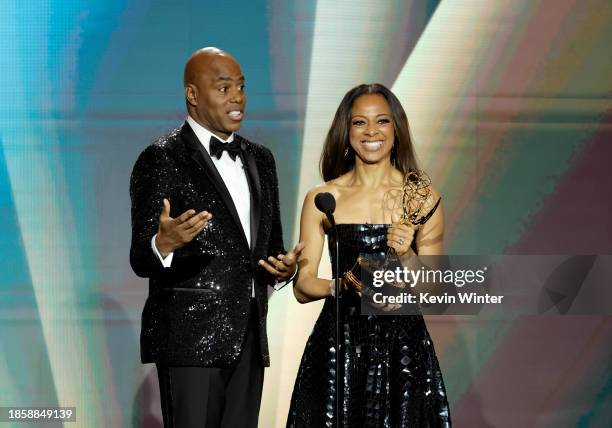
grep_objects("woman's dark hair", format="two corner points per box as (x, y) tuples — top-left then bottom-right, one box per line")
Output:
(320, 83), (418, 182)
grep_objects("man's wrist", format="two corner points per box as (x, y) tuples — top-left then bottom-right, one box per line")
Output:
(155, 234), (173, 258)
(286, 264), (299, 282)
(273, 265), (299, 291)
(151, 234), (175, 268)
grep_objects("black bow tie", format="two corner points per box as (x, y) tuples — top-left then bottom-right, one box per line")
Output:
(209, 136), (241, 161)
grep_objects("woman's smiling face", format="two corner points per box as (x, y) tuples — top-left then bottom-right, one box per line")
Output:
(349, 93), (395, 165)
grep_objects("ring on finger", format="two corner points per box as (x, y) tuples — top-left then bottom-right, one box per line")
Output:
(399, 237), (405, 245)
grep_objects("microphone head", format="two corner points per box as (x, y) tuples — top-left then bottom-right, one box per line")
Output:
(314, 192), (336, 214)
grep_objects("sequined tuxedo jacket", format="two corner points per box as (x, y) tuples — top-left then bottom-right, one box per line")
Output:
(130, 122), (285, 368)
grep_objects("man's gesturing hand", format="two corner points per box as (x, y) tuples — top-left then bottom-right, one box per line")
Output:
(258, 242), (305, 281)
(155, 198), (212, 257)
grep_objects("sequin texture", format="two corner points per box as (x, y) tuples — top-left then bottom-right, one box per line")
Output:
(130, 123), (286, 368)
(287, 224), (451, 427)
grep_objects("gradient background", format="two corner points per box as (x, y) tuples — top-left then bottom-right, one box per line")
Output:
(0, 0), (610, 427)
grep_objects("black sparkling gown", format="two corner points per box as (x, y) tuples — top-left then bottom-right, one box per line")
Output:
(287, 224), (451, 428)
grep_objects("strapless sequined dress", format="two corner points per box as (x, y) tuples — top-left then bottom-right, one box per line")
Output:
(287, 224), (451, 428)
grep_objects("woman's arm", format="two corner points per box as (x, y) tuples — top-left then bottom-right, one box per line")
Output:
(401, 187), (445, 297)
(293, 188), (335, 303)
(413, 186), (444, 256)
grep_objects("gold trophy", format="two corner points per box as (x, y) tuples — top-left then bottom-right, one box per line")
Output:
(342, 170), (441, 296)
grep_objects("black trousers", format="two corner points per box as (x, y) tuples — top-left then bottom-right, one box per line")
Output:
(156, 309), (264, 428)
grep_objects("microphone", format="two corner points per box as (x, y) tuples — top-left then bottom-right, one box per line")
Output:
(315, 191), (341, 428)
(314, 192), (337, 231)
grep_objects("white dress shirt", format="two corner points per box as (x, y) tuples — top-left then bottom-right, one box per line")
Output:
(152, 117), (252, 287)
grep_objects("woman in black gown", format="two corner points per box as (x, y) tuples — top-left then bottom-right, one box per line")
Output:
(287, 84), (451, 427)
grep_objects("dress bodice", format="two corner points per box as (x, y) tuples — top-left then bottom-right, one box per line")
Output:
(327, 224), (390, 277)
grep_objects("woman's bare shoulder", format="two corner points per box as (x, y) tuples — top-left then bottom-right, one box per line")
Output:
(304, 182), (335, 200)
(305, 173), (353, 201)
(427, 184), (441, 200)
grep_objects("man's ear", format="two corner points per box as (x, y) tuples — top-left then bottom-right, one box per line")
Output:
(185, 85), (197, 106)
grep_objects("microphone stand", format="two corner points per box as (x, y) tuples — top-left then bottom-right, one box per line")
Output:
(335, 231), (340, 428)
(326, 213), (341, 428)
(315, 193), (341, 428)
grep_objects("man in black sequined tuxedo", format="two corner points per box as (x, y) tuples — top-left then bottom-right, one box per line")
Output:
(130, 47), (303, 428)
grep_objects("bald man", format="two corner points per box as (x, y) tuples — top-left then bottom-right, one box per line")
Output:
(130, 47), (303, 427)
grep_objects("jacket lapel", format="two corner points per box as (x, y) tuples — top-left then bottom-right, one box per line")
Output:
(238, 136), (261, 253)
(180, 123), (249, 247)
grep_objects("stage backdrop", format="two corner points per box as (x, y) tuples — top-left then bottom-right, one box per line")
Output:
(0, 0), (610, 427)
